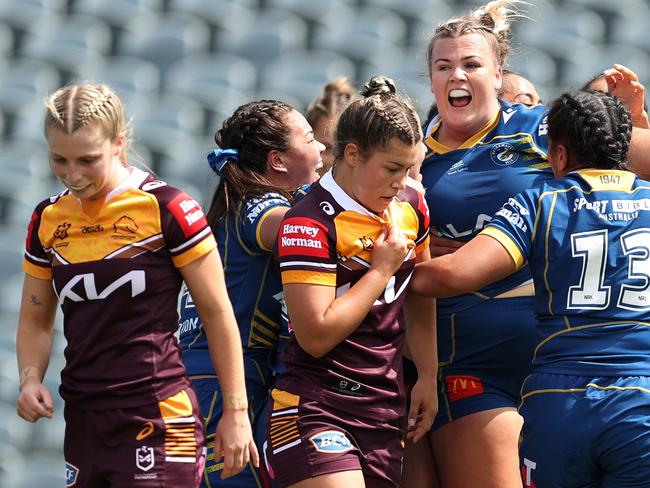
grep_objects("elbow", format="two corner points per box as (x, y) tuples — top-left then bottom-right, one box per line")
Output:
(292, 325), (333, 358)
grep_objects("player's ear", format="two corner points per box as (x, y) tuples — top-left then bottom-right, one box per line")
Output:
(267, 149), (288, 174)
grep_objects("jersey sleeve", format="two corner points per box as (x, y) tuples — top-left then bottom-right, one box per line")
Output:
(480, 189), (538, 270)
(156, 186), (217, 268)
(276, 212), (337, 287)
(241, 193), (292, 253)
(413, 190), (431, 255)
(23, 200), (53, 280)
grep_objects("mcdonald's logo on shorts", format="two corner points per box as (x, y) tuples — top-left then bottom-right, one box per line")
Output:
(445, 375), (484, 402)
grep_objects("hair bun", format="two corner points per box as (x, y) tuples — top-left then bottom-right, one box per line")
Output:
(361, 76), (396, 97)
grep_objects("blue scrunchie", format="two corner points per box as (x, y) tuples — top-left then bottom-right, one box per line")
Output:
(207, 148), (238, 175)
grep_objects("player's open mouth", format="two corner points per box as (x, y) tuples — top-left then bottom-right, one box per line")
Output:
(315, 160), (323, 171)
(449, 89), (471, 108)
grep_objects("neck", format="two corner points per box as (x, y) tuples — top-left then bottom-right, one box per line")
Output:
(437, 101), (500, 149)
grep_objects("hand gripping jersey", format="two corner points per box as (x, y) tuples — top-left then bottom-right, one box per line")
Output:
(483, 169), (650, 376)
(23, 168), (216, 409)
(421, 100), (553, 313)
(179, 192), (291, 384)
(275, 171), (430, 422)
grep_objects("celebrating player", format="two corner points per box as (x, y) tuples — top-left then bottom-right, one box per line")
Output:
(411, 88), (650, 487)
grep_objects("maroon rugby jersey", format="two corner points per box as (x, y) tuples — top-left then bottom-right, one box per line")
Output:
(23, 168), (216, 409)
(276, 172), (430, 421)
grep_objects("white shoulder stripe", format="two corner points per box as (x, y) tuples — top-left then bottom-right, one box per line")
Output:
(24, 250), (50, 264)
(169, 227), (212, 254)
(280, 261), (337, 269)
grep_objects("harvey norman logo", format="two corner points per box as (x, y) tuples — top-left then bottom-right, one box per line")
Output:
(281, 223), (322, 248)
(279, 217), (329, 258)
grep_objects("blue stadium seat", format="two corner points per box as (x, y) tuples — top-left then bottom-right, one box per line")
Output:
(169, 0), (256, 30)
(72, 0), (165, 30)
(259, 49), (356, 109)
(265, 0), (355, 23)
(0, 0), (67, 31)
(312, 6), (407, 64)
(361, 47), (432, 118)
(72, 56), (161, 105)
(166, 53), (257, 110)
(0, 59), (60, 116)
(611, 14), (650, 55)
(20, 15), (112, 74)
(214, 9), (308, 73)
(118, 13), (211, 77)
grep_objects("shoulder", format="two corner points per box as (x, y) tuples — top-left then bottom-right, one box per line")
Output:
(497, 100), (548, 131)
(243, 191), (291, 216)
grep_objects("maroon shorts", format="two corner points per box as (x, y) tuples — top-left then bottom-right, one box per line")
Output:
(264, 389), (404, 488)
(63, 388), (205, 487)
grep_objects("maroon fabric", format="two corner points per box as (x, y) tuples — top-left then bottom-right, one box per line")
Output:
(265, 391), (404, 488)
(64, 387), (205, 487)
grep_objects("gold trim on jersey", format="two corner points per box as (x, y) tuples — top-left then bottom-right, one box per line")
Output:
(281, 269), (336, 286)
(480, 227), (525, 270)
(269, 389), (301, 454)
(424, 108), (501, 154)
(577, 169), (636, 191)
(172, 234), (216, 268)
(23, 259), (51, 280)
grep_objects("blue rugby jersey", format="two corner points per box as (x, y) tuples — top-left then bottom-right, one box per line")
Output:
(179, 192), (291, 382)
(421, 100), (554, 313)
(483, 169), (650, 375)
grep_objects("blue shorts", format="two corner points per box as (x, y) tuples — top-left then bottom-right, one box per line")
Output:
(432, 296), (536, 429)
(191, 376), (273, 488)
(519, 372), (650, 487)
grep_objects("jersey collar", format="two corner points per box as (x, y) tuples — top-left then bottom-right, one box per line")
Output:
(424, 106), (501, 154)
(319, 170), (390, 220)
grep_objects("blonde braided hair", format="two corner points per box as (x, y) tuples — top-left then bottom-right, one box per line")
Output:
(44, 83), (132, 164)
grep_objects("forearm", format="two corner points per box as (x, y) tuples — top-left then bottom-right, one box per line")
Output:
(203, 312), (247, 410)
(629, 128), (650, 178)
(16, 275), (57, 386)
(404, 294), (438, 379)
(290, 268), (392, 357)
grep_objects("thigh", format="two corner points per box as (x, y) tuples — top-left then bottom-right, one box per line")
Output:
(400, 436), (439, 488)
(431, 407), (523, 488)
(193, 376), (269, 488)
(103, 388), (206, 488)
(288, 470), (365, 488)
(519, 373), (600, 488)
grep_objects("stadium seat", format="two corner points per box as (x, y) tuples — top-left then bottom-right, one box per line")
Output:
(0, 0), (67, 31)
(560, 44), (650, 90)
(265, 0), (355, 23)
(259, 50), (356, 109)
(3, 454), (66, 488)
(215, 9), (309, 74)
(156, 141), (217, 204)
(20, 15), (112, 75)
(166, 53), (257, 109)
(361, 47), (432, 117)
(72, 56), (161, 105)
(169, 0), (256, 30)
(517, 5), (606, 61)
(118, 13), (211, 77)
(72, 0), (165, 30)
(0, 59), (60, 116)
(611, 15), (650, 55)
(406, 5), (455, 48)
(0, 440), (25, 488)
(313, 6), (407, 64)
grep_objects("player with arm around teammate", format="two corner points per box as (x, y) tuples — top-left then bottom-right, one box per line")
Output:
(411, 88), (650, 487)
(265, 76), (437, 488)
(178, 99), (325, 487)
(15, 83), (257, 487)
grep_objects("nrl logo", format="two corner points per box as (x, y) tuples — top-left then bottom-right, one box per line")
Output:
(135, 446), (155, 472)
